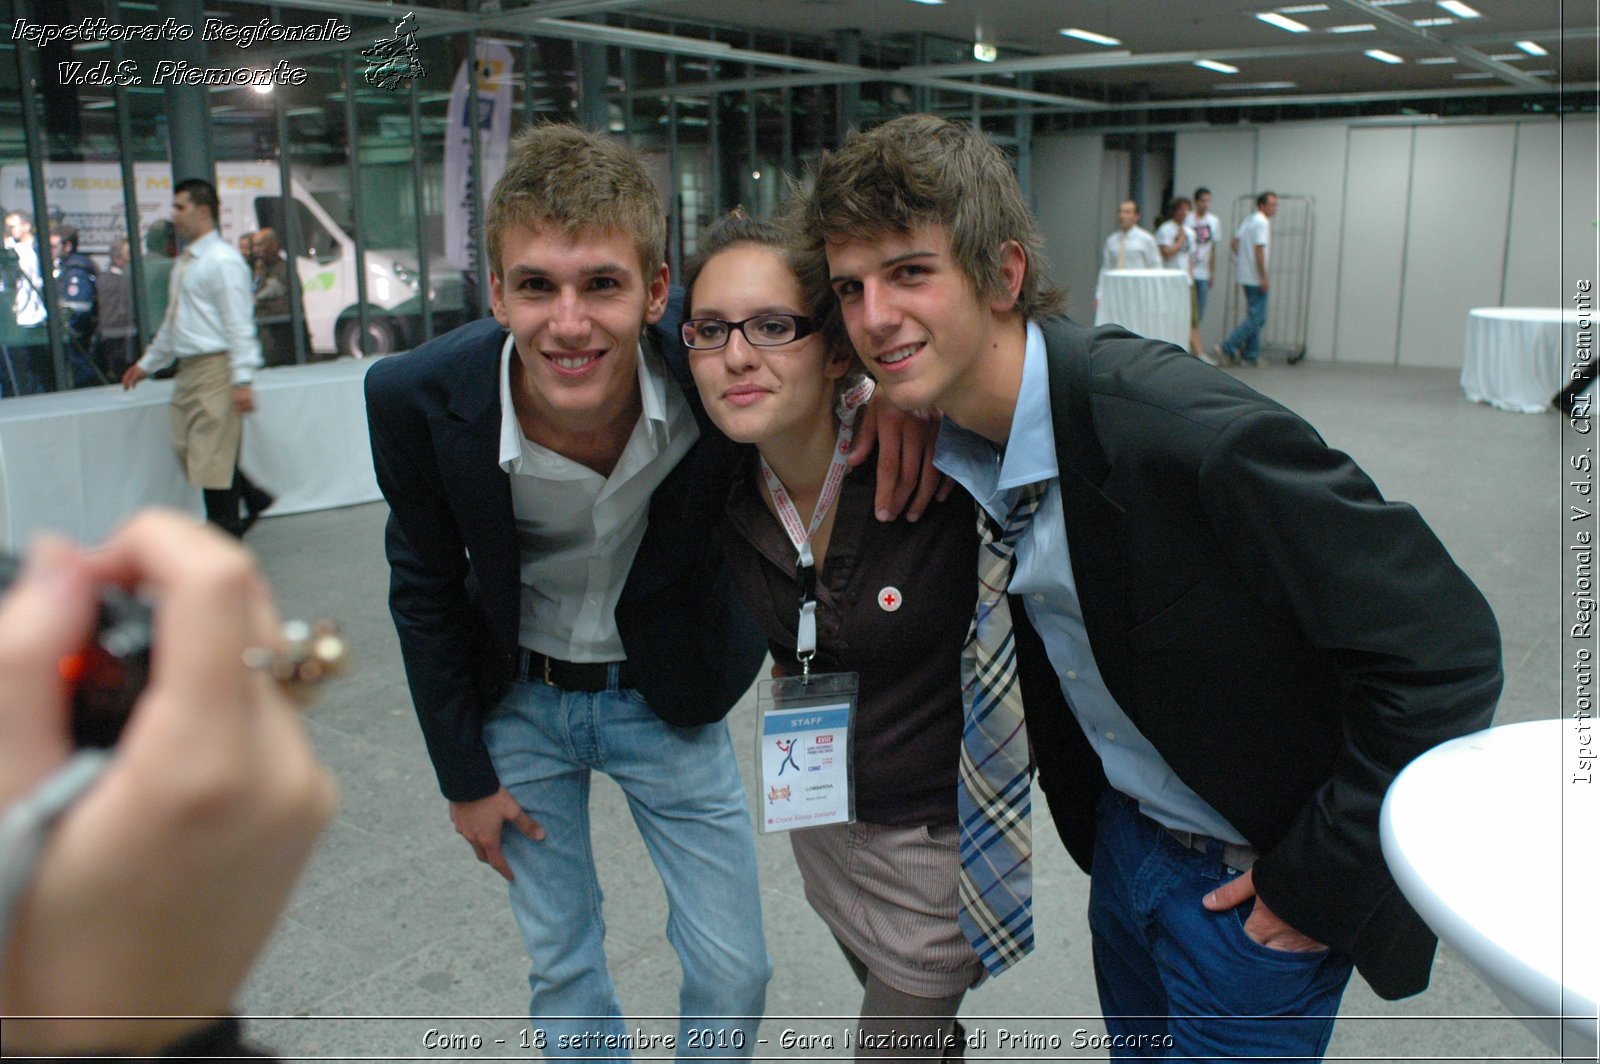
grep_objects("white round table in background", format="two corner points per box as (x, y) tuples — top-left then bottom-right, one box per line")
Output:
(1460, 307), (1583, 413)
(1095, 268), (1190, 349)
(1382, 719), (1598, 1059)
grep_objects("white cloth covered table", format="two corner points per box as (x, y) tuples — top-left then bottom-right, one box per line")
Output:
(1460, 307), (1581, 413)
(0, 357), (381, 549)
(1382, 719), (1598, 1059)
(1094, 268), (1190, 349)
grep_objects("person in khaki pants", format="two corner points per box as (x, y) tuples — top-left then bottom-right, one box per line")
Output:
(122, 178), (274, 537)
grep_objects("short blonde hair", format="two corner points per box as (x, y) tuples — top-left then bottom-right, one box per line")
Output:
(486, 123), (666, 278)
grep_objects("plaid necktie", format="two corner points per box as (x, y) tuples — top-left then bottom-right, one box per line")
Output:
(957, 483), (1042, 976)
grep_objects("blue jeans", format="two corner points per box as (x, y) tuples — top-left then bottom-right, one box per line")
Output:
(1193, 279), (1211, 321)
(1222, 285), (1269, 363)
(1087, 792), (1353, 1062)
(483, 674), (771, 1060)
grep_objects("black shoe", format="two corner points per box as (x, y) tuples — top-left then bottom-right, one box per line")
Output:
(239, 482), (274, 536)
(242, 484), (275, 517)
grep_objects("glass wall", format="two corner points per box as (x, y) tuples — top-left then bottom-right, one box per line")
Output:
(0, 1), (1005, 397)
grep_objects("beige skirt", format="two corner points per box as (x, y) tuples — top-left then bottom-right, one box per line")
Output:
(789, 819), (984, 998)
(170, 352), (240, 489)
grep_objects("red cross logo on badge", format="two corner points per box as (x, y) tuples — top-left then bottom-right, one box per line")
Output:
(877, 587), (902, 612)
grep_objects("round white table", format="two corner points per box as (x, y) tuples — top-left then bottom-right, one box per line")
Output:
(1382, 719), (1598, 1059)
(1095, 268), (1190, 349)
(1460, 307), (1583, 413)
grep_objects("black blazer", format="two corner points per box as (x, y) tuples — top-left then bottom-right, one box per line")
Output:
(1014, 317), (1503, 1000)
(364, 305), (765, 803)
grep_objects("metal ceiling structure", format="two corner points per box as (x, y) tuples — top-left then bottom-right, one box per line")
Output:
(219, 0), (1595, 118)
(59, 0), (1574, 140)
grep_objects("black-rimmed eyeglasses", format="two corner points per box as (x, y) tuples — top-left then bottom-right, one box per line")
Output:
(681, 314), (819, 351)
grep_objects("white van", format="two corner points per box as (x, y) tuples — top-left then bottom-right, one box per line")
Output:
(0, 161), (462, 357)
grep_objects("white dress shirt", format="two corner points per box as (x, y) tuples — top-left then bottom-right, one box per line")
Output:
(1096, 225), (1162, 299)
(497, 333), (699, 662)
(137, 229), (262, 385)
(4, 237), (46, 327)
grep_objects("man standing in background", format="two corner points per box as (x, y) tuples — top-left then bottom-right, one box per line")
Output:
(95, 239), (138, 380)
(122, 178), (274, 537)
(49, 222), (101, 388)
(251, 227), (296, 367)
(2, 210), (48, 395)
(1154, 197), (1213, 364)
(1186, 187), (1221, 325)
(1218, 190), (1277, 367)
(1095, 198), (1160, 309)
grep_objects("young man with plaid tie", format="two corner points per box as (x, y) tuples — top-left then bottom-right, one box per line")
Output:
(801, 114), (1503, 1062)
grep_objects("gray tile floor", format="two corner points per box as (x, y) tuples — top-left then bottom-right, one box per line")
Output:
(235, 361), (1568, 1062)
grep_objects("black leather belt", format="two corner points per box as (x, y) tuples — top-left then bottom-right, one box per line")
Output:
(515, 648), (634, 692)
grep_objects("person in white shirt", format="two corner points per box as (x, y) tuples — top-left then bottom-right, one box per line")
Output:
(1185, 188), (1222, 322)
(121, 178), (274, 536)
(1095, 199), (1161, 305)
(1155, 197), (1212, 362)
(1217, 191), (1278, 367)
(2, 210), (49, 396)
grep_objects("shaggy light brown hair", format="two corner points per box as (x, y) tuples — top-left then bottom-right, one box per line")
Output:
(798, 114), (1064, 321)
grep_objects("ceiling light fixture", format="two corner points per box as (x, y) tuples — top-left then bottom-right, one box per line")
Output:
(1328, 23), (1377, 32)
(1216, 80), (1299, 90)
(1277, 3), (1329, 11)
(973, 41), (998, 62)
(1256, 11), (1312, 32)
(1516, 40), (1549, 55)
(906, 0), (945, 5)
(1416, 55), (1458, 63)
(1194, 59), (1241, 73)
(1059, 27), (1123, 46)
(1453, 71), (1494, 79)
(1412, 16), (1453, 26)
(1488, 52), (1526, 60)
(1436, 1), (1481, 18)
(1365, 48), (1404, 63)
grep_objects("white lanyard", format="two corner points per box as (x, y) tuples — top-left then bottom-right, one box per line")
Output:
(758, 377), (874, 679)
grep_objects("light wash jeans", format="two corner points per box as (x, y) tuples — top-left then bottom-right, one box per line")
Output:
(1221, 284), (1269, 363)
(483, 672), (771, 1061)
(1087, 791), (1353, 1062)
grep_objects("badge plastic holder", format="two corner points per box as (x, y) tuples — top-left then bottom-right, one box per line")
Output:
(754, 671), (858, 834)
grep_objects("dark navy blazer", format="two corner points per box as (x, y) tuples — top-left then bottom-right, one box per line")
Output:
(364, 298), (765, 803)
(1014, 316), (1503, 1000)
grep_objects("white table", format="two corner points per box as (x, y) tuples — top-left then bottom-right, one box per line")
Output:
(0, 358), (381, 550)
(1382, 720), (1598, 1059)
(1460, 307), (1583, 413)
(1095, 268), (1191, 349)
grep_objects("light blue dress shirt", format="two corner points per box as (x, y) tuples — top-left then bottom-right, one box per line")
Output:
(933, 321), (1248, 844)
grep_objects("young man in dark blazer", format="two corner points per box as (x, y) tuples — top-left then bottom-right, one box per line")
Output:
(805, 114), (1503, 1061)
(365, 124), (774, 1054)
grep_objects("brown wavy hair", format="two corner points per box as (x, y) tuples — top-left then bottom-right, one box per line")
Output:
(797, 113), (1064, 322)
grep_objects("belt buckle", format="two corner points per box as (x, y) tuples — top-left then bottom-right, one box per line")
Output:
(542, 654), (553, 686)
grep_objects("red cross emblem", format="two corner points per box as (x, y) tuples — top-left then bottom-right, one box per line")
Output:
(877, 587), (902, 612)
